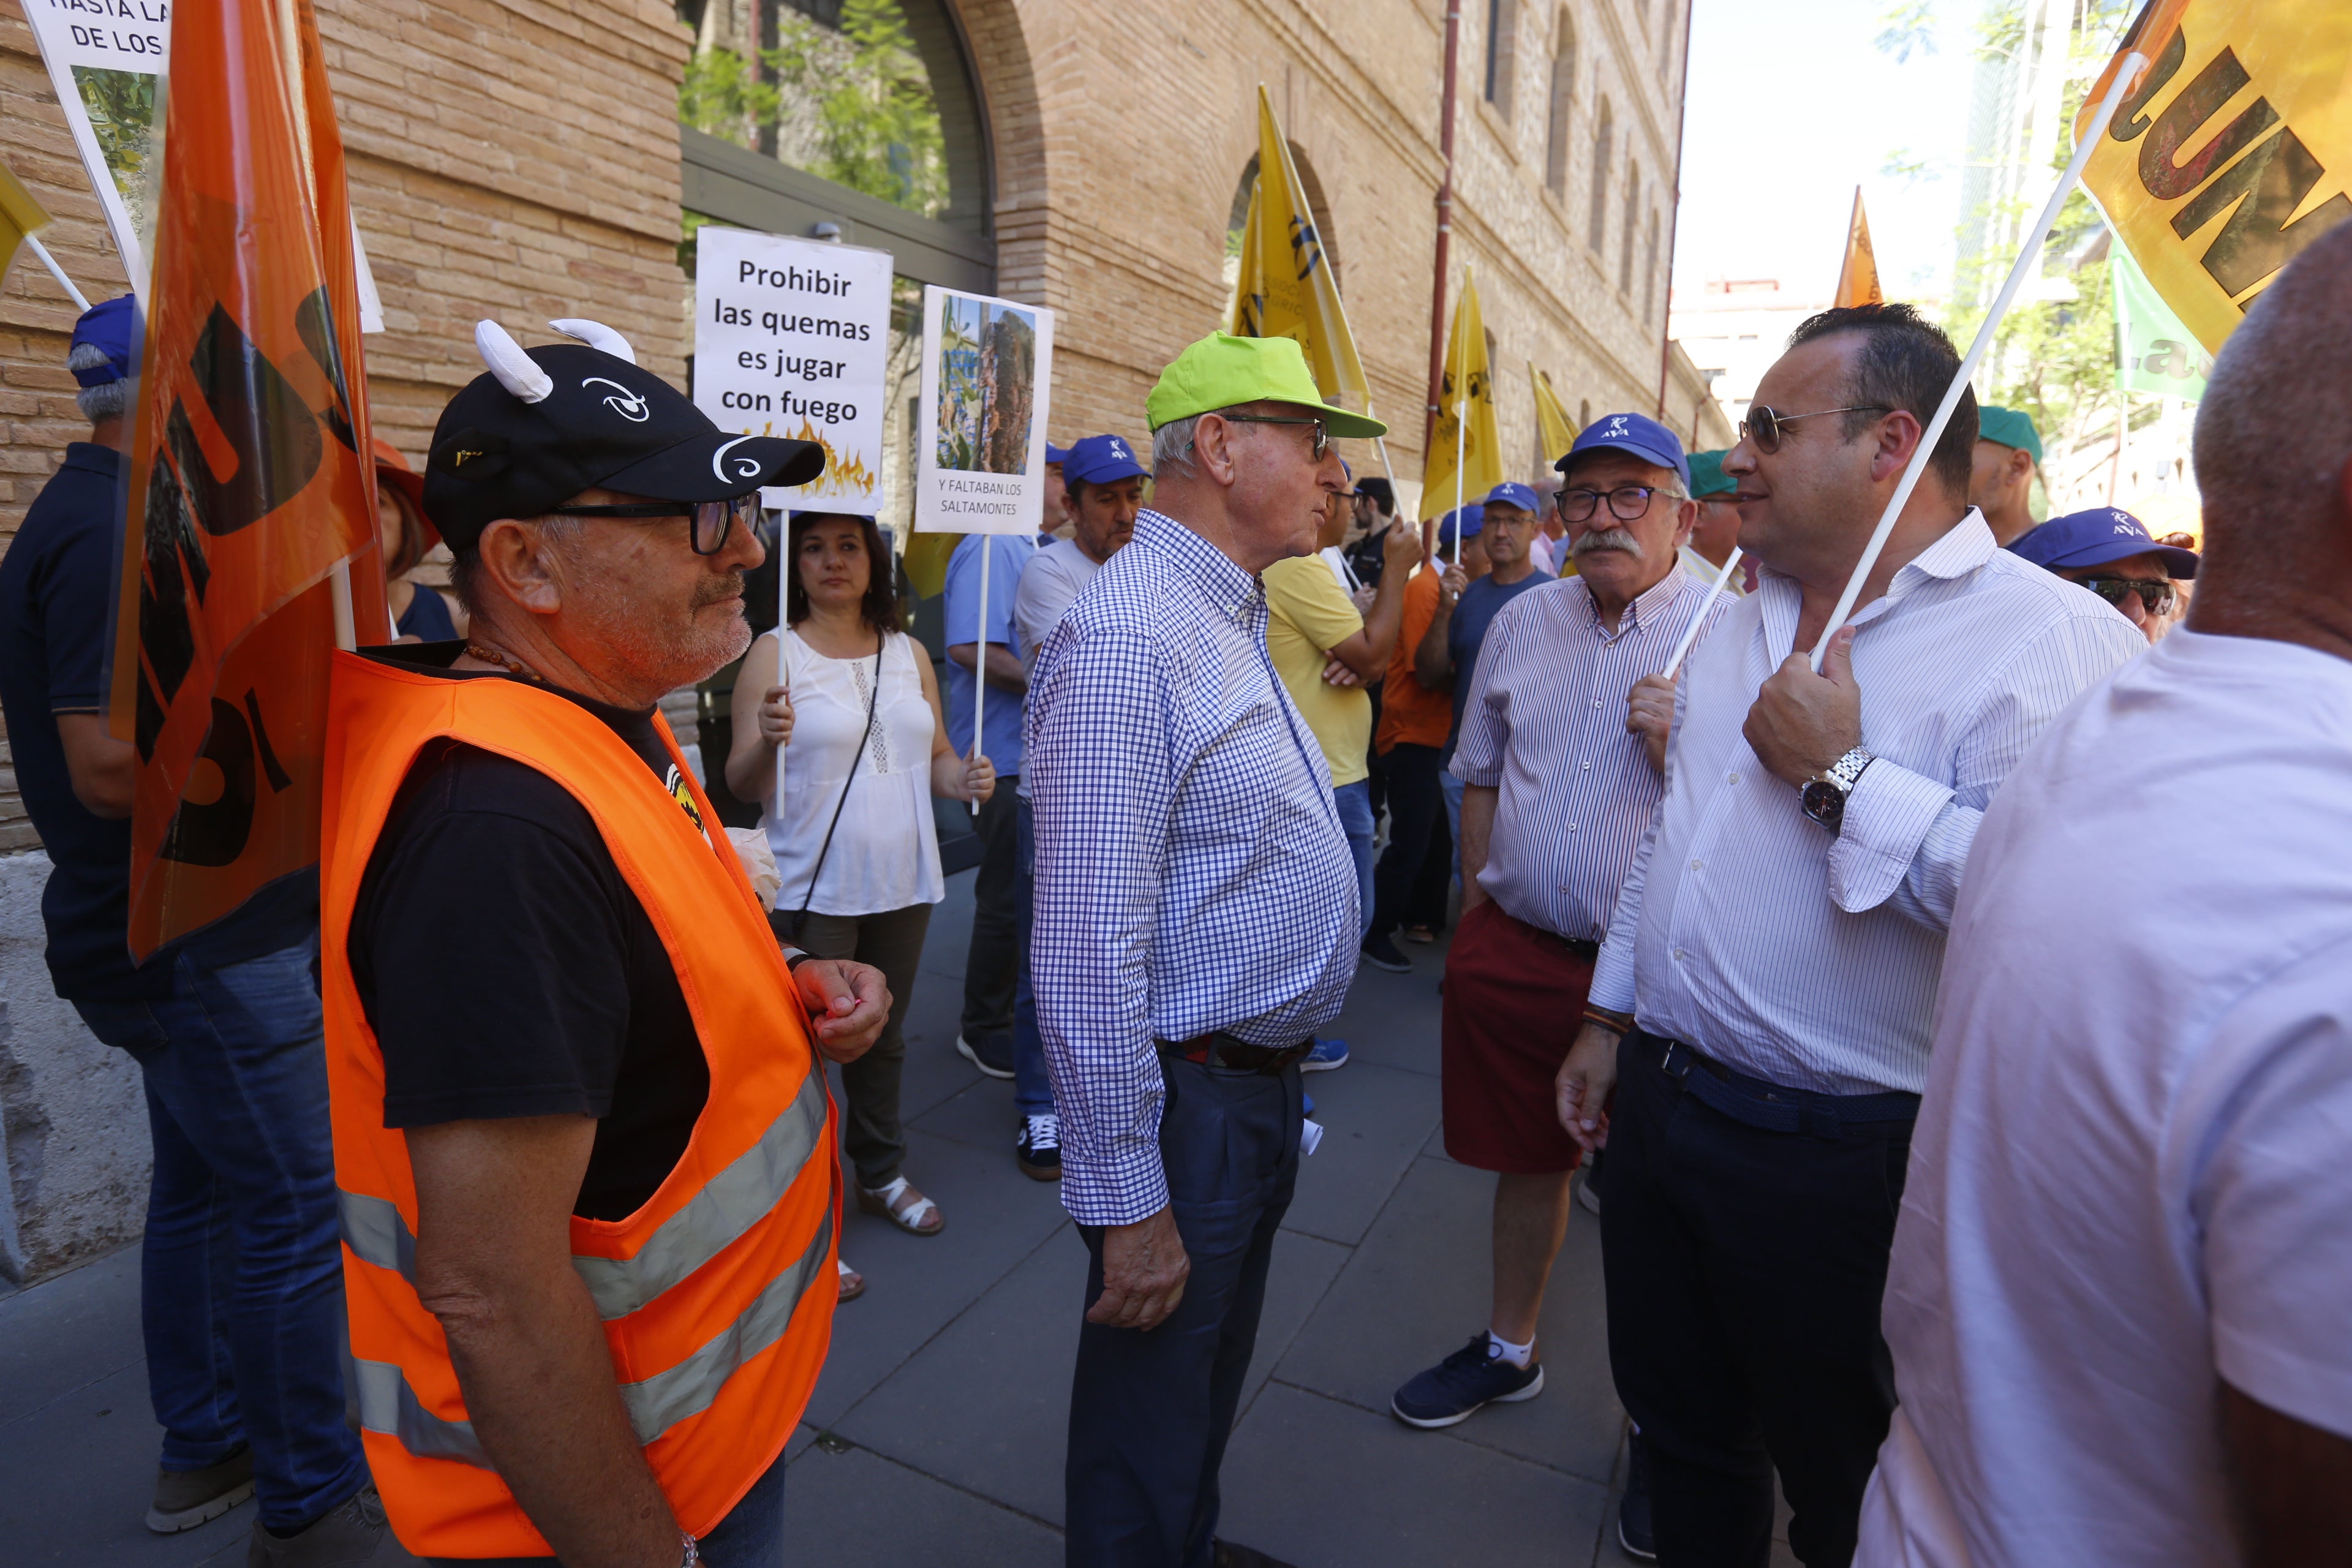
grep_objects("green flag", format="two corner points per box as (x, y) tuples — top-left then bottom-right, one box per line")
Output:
(2113, 249), (2212, 401)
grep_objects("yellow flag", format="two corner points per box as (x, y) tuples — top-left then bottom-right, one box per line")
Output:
(1422, 268), (1501, 518)
(1230, 85), (1372, 409)
(2079, 0), (2350, 355)
(0, 159), (53, 288)
(1530, 363), (1577, 467)
(1834, 187), (1885, 308)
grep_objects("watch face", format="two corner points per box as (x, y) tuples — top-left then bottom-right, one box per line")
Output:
(1801, 779), (1844, 827)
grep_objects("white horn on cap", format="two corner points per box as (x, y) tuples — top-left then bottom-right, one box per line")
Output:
(475, 320), (554, 404)
(548, 318), (637, 365)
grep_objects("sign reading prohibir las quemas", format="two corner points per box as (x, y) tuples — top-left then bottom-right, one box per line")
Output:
(106, 0), (388, 960)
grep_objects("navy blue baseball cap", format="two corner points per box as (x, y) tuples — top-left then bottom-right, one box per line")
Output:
(2010, 507), (2198, 579)
(1063, 432), (1148, 489)
(1482, 481), (1541, 516)
(1436, 504), (1485, 547)
(70, 293), (137, 386)
(1558, 410), (1691, 492)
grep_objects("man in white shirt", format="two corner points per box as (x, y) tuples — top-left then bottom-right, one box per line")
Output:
(1555, 303), (2141, 1567)
(1857, 210), (2352, 1568)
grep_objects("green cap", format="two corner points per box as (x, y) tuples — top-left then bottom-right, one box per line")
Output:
(1144, 331), (1388, 440)
(1686, 450), (1735, 498)
(1976, 405), (2042, 464)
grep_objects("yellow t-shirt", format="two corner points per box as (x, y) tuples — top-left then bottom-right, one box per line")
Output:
(1262, 554), (1371, 787)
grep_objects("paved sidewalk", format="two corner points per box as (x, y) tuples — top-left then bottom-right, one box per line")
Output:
(0, 874), (1796, 1566)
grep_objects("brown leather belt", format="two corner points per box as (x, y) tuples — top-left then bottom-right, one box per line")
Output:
(1155, 1032), (1313, 1074)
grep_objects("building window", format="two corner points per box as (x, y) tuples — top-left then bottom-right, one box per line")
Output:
(1545, 12), (1575, 197)
(1644, 208), (1662, 321)
(1588, 99), (1613, 253)
(1621, 162), (1640, 292)
(1483, 0), (1519, 120)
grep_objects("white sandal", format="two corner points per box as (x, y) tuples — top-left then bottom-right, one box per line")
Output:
(856, 1175), (943, 1235)
(836, 1257), (865, 1302)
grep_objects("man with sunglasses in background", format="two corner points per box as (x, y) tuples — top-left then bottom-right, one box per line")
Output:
(1553, 304), (2141, 1568)
(322, 320), (894, 1565)
(2008, 505), (2196, 644)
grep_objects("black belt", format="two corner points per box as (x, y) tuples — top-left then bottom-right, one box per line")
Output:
(1639, 1031), (1918, 1139)
(1156, 1032), (1311, 1075)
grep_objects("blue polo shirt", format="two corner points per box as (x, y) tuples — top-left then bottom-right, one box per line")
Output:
(0, 443), (312, 999)
(1445, 565), (1555, 760)
(941, 532), (1035, 775)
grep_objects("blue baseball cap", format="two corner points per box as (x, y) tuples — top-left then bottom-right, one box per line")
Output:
(2009, 507), (2198, 579)
(1046, 442), (1069, 465)
(1063, 432), (1148, 489)
(1481, 481), (1541, 516)
(1436, 504), (1485, 547)
(70, 293), (137, 386)
(1559, 410), (1691, 492)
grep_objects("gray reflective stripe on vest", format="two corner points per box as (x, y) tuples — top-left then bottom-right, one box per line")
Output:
(573, 1068), (829, 1321)
(345, 1207), (832, 1463)
(349, 1355), (491, 1468)
(336, 1066), (827, 1322)
(619, 1205), (833, 1445)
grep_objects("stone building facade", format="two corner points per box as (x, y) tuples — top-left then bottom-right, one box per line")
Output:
(0, 0), (1691, 1281)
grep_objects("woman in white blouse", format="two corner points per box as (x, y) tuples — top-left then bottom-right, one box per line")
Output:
(726, 511), (993, 1302)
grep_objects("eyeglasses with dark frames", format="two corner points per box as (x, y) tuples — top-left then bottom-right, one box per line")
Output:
(1213, 413), (1330, 460)
(550, 491), (761, 556)
(1739, 404), (1893, 453)
(1558, 484), (1678, 524)
(2078, 576), (2176, 617)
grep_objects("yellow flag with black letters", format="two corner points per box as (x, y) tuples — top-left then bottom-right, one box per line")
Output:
(1227, 85), (1372, 411)
(1422, 268), (1501, 521)
(1531, 363), (1577, 469)
(2079, 0), (2350, 354)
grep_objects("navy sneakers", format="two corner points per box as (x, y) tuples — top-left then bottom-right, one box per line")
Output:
(1391, 1333), (1545, 1428)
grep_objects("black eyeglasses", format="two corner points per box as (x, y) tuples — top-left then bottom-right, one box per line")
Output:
(1558, 484), (1677, 523)
(1216, 413), (1330, 459)
(2079, 576), (2176, 617)
(551, 492), (760, 556)
(1739, 404), (1892, 453)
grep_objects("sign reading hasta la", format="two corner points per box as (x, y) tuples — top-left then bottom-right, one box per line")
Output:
(693, 225), (892, 513)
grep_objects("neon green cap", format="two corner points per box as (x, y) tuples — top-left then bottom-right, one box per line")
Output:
(1144, 332), (1387, 439)
(1976, 405), (2042, 464)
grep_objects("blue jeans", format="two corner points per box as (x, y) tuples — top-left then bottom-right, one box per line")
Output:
(72, 936), (367, 1532)
(1332, 779), (1375, 941)
(1010, 796), (1053, 1118)
(424, 1449), (787, 1565)
(1441, 766), (1468, 892)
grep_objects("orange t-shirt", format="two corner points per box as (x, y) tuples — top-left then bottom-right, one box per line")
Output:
(1376, 565), (1452, 753)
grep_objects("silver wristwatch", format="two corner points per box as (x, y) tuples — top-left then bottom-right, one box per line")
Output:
(679, 1530), (700, 1566)
(1800, 746), (1874, 833)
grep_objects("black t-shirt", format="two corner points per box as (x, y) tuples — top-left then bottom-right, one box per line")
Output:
(0, 442), (313, 999)
(347, 645), (711, 1221)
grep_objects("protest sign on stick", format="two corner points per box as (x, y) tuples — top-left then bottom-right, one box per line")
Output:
(913, 285), (1055, 811)
(693, 225), (892, 824)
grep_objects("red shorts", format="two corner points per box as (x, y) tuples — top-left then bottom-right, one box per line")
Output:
(1441, 898), (1593, 1174)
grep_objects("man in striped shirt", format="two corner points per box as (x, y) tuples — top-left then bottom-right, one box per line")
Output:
(1556, 305), (2141, 1567)
(1393, 414), (1725, 1455)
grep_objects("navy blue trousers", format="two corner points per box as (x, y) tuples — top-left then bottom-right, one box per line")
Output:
(1065, 1057), (1301, 1568)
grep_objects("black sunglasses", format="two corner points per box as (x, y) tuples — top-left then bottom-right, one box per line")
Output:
(2079, 576), (2176, 617)
(1739, 404), (1892, 453)
(1558, 484), (1676, 524)
(550, 492), (761, 556)
(1216, 413), (1330, 460)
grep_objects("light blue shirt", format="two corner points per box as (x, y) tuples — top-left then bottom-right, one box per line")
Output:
(942, 532), (1035, 774)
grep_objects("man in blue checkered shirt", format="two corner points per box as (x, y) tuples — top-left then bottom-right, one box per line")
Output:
(1026, 333), (1381, 1568)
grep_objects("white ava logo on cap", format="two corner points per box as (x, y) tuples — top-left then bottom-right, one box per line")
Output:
(1606, 416), (1630, 437)
(582, 377), (650, 423)
(711, 435), (764, 482)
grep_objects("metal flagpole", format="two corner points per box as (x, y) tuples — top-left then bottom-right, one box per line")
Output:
(1452, 287), (1467, 568)
(1807, 51), (2147, 671)
(1663, 546), (1743, 679)
(971, 538), (987, 815)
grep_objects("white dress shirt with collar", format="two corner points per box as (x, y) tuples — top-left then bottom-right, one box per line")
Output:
(1588, 509), (2142, 1095)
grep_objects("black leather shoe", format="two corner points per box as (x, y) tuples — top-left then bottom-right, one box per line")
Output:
(1618, 1430), (1657, 1559)
(1213, 1542), (1297, 1568)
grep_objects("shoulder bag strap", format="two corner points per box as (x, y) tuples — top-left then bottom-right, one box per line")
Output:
(786, 635), (884, 941)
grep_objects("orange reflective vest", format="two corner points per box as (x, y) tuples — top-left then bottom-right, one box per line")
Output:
(320, 650), (838, 1558)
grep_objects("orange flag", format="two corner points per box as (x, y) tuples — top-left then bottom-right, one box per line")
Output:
(107, 0), (388, 960)
(1834, 187), (1885, 309)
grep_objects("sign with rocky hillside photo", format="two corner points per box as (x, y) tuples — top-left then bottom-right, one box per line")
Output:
(913, 284), (1055, 535)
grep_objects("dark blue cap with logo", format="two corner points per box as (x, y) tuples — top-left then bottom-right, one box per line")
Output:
(1063, 432), (1148, 489)
(1482, 481), (1541, 515)
(70, 293), (137, 386)
(1559, 410), (1691, 492)
(1437, 504), (1485, 547)
(2009, 507), (2198, 579)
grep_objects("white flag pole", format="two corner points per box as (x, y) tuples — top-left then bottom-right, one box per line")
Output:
(1451, 284), (1467, 568)
(23, 233), (91, 312)
(969, 539), (989, 816)
(1806, 52), (2146, 672)
(1662, 546), (1743, 680)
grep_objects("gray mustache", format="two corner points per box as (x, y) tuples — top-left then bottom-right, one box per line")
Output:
(1572, 529), (1643, 557)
